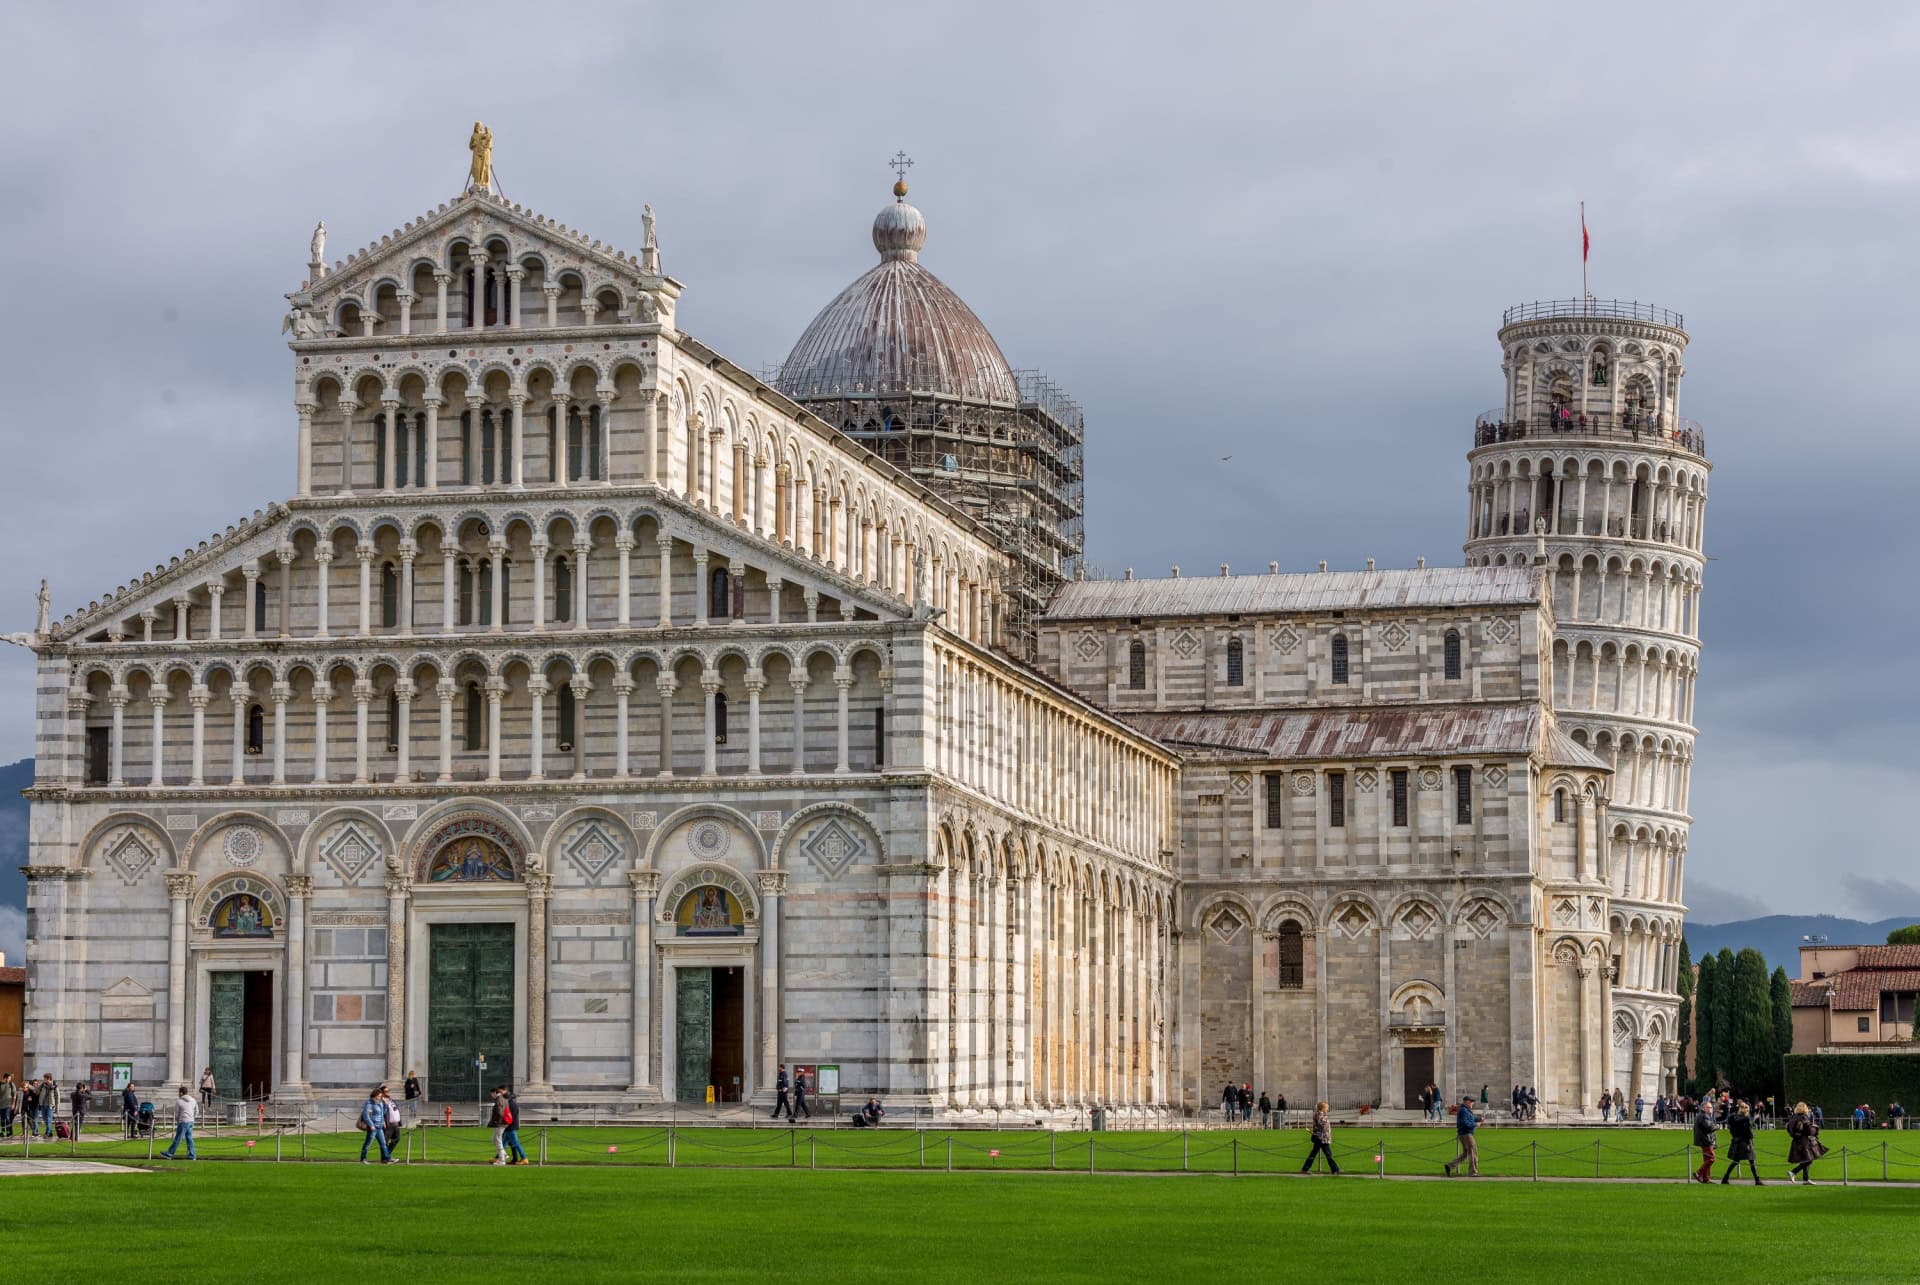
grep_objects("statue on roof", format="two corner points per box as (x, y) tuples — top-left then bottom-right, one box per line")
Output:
(309, 220), (325, 268)
(641, 203), (659, 272)
(37, 579), (50, 635)
(469, 122), (494, 191)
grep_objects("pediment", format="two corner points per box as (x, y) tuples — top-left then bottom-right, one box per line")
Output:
(103, 976), (153, 999)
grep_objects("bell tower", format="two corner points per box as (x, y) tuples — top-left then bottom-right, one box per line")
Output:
(1464, 299), (1709, 1100)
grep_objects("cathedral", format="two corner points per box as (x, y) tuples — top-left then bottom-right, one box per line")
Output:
(17, 138), (1705, 1118)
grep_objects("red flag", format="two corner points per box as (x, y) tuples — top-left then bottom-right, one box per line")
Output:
(1582, 207), (1590, 262)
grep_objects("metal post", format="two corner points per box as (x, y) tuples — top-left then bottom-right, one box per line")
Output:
(1533, 1139), (1539, 1182)
(276, 1129), (282, 1163)
(539, 1127), (547, 1166)
(1182, 1128), (1188, 1171)
(1682, 1143), (1689, 1183)
(811, 1137), (817, 1170)
(1883, 1141), (1889, 1181)
(1232, 1138), (1238, 1177)
(1378, 1141), (1385, 1179)
(404, 1131), (411, 1165)
(668, 1125), (675, 1168)
(419, 1125), (425, 1162)
(1842, 1145), (1849, 1186)
(1595, 1138), (1602, 1179)
(1089, 1136), (1095, 1175)
(1052, 1131), (1057, 1170)
(916, 1131), (922, 1169)
(301, 1122), (308, 1161)
(946, 1136), (952, 1172)
(796, 1128), (801, 1168)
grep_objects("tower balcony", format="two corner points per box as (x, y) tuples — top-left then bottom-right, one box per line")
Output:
(1501, 299), (1686, 329)
(1472, 411), (1706, 461)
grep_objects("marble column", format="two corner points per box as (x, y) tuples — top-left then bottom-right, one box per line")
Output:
(271, 684), (289, 785)
(312, 685), (331, 783)
(790, 677), (808, 775)
(573, 539), (591, 626)
(528, 678), (547, 781)
(165, 870), (194, 1086)
(352, 680), (372, 784)
(488, 540), (506, 632)
(385, 871), (408, 1083)
(569, 678), (591, 779)
(615, 535), (633, 626)
(107, 688), (128, 785)
(744, 675), (763, 775)
(433, 269), (450, 333)
(437, 681), (455, 782)
(424, 397), (441, 490)
(628, 870), (658, 1095)
(187, 686), (210, 786)
(399, 546), (416, 633)
(485, 678), (504, 782)
(284, 874), (311, 1091)
(613, 678), (633, 777)
(757, 869), (785, 1097)
(833, 670), (853, 774)
(656, 677), (676, 777)
(313, 548), (334, 638)
(395, 685), (413, 781)
(526, 872), (551, 1091)
(701, 680), (720, 777)
(657, 534), (674, 626)
(147, 693), (168, 787)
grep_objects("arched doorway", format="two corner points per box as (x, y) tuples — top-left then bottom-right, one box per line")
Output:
(414, 815), (523, 1104)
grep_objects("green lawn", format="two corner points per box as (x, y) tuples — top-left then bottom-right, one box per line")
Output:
(19, 1122), (1920, 1182)
(6, 1161), (1918, 1282)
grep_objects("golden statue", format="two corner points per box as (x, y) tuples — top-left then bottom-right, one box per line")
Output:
(468, 121), (493, 190)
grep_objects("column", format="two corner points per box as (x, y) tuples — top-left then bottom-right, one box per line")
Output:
(108, 687), (128, 785)
(396, 289), (414, 337)
(527, 678), (547, 781)
(615, 535), (633, 626)
(599, 393), (617, 486)
(352, 680), (371, 784)
(296, 404), (314, 498)
(338, 399), (358, 493)
(693, 550), (710, 626)
(398, 545), (416, 633)
(757, 870), (786, 1097)
(613, 678), (633, 778)
(767, 578), (783, 626)
(543, 283), (559, 329)
(488, 540), (506, 632)
(357, 547), (374, 636)
(644, 392), (660, 483)
(424, 397), (441, 490)
(628, 871), (658, 1095)
(507, 266), (524, 327)
(381, 400), (400, 490)
(187, 686), (209, 786)
(313, 549), (332, 638)
(526, 872), (551, 1091)
(531, 540), (548, 631)
(228, 689), (246, 786)
(485, 678), (503, 782)
(312, 685), (331, 783)
(470, 252), (489, 331)
(656, 676), (676, 777)
(573, 538), (591, 626)
(385, 872), (407, 1083)
(207, 584), (224, 641)
(1578, 962), (1595, 1110)
(147, 692), (168, 787)
(165, 871), (194, 1086)
(510, 394), (526, 486)
(790, 676), (808, 774)
(271, 684), (289, 785)
(284, 874), (310, 1091)
(242, 565), (260, 639)
(395, 684), (413, 781)
(833, 669), (853, 774)
(657, 533), (674, 626)
(701, 680), (720, 776)
(744, 675), (763, 775)
(441, 550), (457, 633)
(433, 269), (450, 333)
(437, 681), (455, 782)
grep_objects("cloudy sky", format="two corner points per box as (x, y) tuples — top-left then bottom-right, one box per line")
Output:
(0, 0), (1914, 940)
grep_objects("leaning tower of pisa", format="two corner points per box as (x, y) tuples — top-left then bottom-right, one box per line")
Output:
(1464, 299), (1708, 1101)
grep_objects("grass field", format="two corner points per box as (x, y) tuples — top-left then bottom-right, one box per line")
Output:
(7, 1160), (1919, 1282)
(15, 1121), (1920, 1182)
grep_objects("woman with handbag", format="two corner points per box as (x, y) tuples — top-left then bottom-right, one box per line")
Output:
(358, 1087), (393, 1164)
(1787, 1102), (1826, 1184)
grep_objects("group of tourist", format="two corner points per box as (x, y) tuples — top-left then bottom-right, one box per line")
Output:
(1220, 1082), (1290, 1127)
(1692, 1099), (1831, 1185)
(768, 1065), (813, 1121)
(1849, 1102), (1906, 1129)
(0, 1071), (97, 1139)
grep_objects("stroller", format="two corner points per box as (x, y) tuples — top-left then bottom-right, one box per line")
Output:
(136, 1102), (156, 1138)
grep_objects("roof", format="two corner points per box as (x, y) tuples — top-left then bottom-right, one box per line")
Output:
(0, 965), (23, 986)
(1117, 705), (1544, 761)
(1856, 945), (1920, 969)
(778, 189), (1020, 405)
(1789, 980), (1831, 1009)
(1043, 566), (1542, 621)
(1829, 969), (1920, 1012)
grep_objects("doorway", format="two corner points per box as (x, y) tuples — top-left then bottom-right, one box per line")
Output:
(428, 923), (516, 1106)
(1402, 1045), (1435, 1110)
(674, 966), (746, 1102)
(209, 970), (274, 1101)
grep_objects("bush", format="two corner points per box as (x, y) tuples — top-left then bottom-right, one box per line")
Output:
(1782, 1053), (1920, 1118)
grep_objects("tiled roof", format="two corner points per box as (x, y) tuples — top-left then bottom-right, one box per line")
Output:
(1044, 566), (1541, 621)
(1829, 969), (1920, 1012)
(1856, 944), (1920, 969)
(1118, 704), (1542, 761)
(1789, 980), (1832, 1009)
(0, 966), (23, 986)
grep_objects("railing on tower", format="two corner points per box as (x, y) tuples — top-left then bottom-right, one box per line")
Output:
(1501, 299), (1685, 329)
(1472, 410), (1706, 460)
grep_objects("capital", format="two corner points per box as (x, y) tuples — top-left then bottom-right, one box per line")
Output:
(356, 547), (376, 564)
(313, 548), (335, 565)
(394, 290), (415, 306)
(352, 680), (374, 701)
(542, 282), (561, 297)
(527, 676), (549, 697)
(188, 686), (212, 708)
(505, 266), (525, 281)
(381, 398), (400, 412)
(701, 679), (722, 695)
(148, 691), (171, 710)
(271, 682), (294, 703)
(433, 269), (453, 284)
(164, 871), (195, 899)
(612, 677), (635, 696)
(656, 676), (678, 696)
(436, 680), (458, 700)
(311, 684), (333, 706)
(628, 869), (660, 898)
(756, 870), (789, 897)
(487, 538), (507, 554)
(286, 874), (313, 897)
(526, 871), (553, 898)
(743, 674), (766, 694)
(484, 677), (507, 697)
(570, 677), (593, 697)
(614, 534), (634, 552)
(393, 683), (415, 704)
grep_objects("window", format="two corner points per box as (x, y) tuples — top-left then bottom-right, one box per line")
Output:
(380, 562), (398, 629)
(1331, 634), (1349, 685)
(499, 558), (511, 625)
(567, 405), (583, 481)
(477, 559), (493, 624)
(1264, 773), (1284, 829)
(1226, 637), (1244, 687)
(558, 684), (576, 751)
(1444, 629), (1461, 680)
(464, 682), (484, 750)
(1554, 788), (1567, 823)
(553, 557), (572, 623)
(253, 580), (268, 633)
(458, 561), (475, 626)
(546, 406), (560, 483)
(710, 566), (731, 619)
(588, 404), (604, 481)
(481, 409), (497, 485)
(1859, 1017), (1872, 1034)
(1454, 765), (1473, 823)
(246, 703), (264, 755)
(873, 707), (886, 769)
(1277, 922), (1305, 990)
(714, 692), (728, 744)
(460, 410), (473, 485)
(375, 418), (387, 489)
(412, 412), (427, 487)
(1390, 769), (1409, 826)
(1128, 639), (1146, 690)
(1328, 771), (1346, 827)
(86, 726), (110, 783)
(384, 691), (400, 752)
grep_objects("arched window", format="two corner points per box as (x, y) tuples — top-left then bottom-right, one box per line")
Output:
(714, 692), (729, 745)
(384, 690), (400, 752)
(1128, 639), (1146, 690)
(553, 557), (572, 623)
(476, 558), (494, 624)
(380, 562), (398, 629)
(458, 561), (475, 626)
(245, 703), (265, 755)
(480, 409), (497, 486)
(375, 417), (388, 489)
(1444, 629), (1461, 680)
(557, 683), (576, 751)
(710, 566), (731, 619)
(1226, 637), (1244, 687)
(411, 412), (427, 487)
(566, 405), (583, 481)
(1277, 921), (1305, 990)
(499, 558), (511, 624)
(1331, 634), (1350, 685)
(464, 682), (484, 751)
(460, 409), (474, 485)
(588, 403), (604, 481)
(547, 405), (560, 483)
(1554, 788), (1567, 823)
(253, 580), (268, 633)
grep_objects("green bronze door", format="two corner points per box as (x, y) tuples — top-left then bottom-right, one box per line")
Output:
(208, 971), (245, 1101)
(676, 968), (714, 1102)
(428, 923), (516, 1104)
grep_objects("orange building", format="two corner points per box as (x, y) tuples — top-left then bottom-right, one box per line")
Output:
(1791, 944), (1920, 1050)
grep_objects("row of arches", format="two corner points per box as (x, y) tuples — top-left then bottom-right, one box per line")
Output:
(1565, 725), (1694, 818)
(1609, 912), (1684, 995)
(1468, 452), (1706, 553)
(1553, 638), (1698, 726)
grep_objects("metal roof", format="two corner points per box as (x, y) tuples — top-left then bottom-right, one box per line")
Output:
(1119, 705), (1544, 761)
(1044, 566), (1541, 621)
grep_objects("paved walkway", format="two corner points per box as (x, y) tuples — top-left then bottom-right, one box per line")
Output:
(0, 1158), (148, 1178)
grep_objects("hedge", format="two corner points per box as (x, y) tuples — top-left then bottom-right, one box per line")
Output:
(1783, 1053), (1920, 1117)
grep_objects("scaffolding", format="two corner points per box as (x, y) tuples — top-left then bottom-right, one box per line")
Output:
(775, 369), (1085, 659)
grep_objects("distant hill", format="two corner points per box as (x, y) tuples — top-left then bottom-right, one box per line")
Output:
(1684, 915), (1920, 975)
(0, 756), (29, 909)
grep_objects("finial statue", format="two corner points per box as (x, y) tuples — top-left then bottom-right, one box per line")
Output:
(641, 203), (659, 272)
(309, 220), (326, 270)
(468, 121), (494, 190)
(36, 579), (50, 635)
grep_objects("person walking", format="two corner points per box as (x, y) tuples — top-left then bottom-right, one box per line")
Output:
(20, 1075), (39, 1137)
(501, 1086), (528, 1166)
(122, 1081), (140, 1139)
(1480, 1085), (1489, 1110)
(487, 1087), (509, 1165)
(161, 1085), (197, 1161)
(1258, 1091), (1272, 1128)
(1222, 1081), (1236, 1123)
(69, 1081), (89, 1140)
(1300, 1101), (1339, 1174)
(772, 1065), (792, 1120)
(1692, 1100), (1718, 1183)
(1787, 1102), (1826, 1184)
(1720, 1101), (1763, 1185)
(358, 1088), (393, 1164)
(792, 1070), (811, 1121)
(382, 1086), (402, 1155)
(199, 1068), (216, 1111)
(1444, 1096), (1480, 1176)
(1274, 1092), (1288, 1127)
(0, 1071), (15, 1138)
(403, 1071), (422, 1124)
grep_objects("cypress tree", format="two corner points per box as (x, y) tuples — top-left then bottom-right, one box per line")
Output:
(1677, 939), (1695, 1089)
(1693, 951), (1717, 1093)
(1771, 966), (1794, 1096)
(1711, 948), (1737, 1087)
(1731, 948), (1772, 1091)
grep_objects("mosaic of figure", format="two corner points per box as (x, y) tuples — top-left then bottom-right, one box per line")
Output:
(211, 893), (273, 938)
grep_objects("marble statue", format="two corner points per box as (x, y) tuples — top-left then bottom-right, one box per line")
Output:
(310, 220), (326, 266)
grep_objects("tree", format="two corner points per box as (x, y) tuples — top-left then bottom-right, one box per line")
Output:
(1711, 947), (1738, 1087)
(1887, 924), (1920, 946)
(1771, 966), (1794, 1097)
(1677, 939), (1695, 1089)
(1730, 948), (1773, 1092)
(1693, 952), (1718, 1093)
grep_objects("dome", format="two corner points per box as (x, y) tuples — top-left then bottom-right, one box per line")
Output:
(778, 184), (1020, 405)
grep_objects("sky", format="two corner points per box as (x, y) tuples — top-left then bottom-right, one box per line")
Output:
(0, 0), (1915, 942)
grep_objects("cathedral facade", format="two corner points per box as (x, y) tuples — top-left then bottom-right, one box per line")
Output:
(16, 159), (1704, 1117)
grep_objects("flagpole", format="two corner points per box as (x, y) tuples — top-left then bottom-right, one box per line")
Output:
(1581, 201), (1588, 306)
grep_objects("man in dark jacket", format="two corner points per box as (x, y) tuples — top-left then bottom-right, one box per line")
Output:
(1720, 1101), (1762, 1184)
(792, 1070), (810, 1120)
(1444, 1098), (1480, 1176)
(772, 1065), (792, 1120)
(122, 1082), (140, 1138)
(1692, 1102), (1718, 1183)
(69, 1082), (90, 1138)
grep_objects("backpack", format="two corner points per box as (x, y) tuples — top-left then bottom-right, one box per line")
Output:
(501, 1101), (514, 1127)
